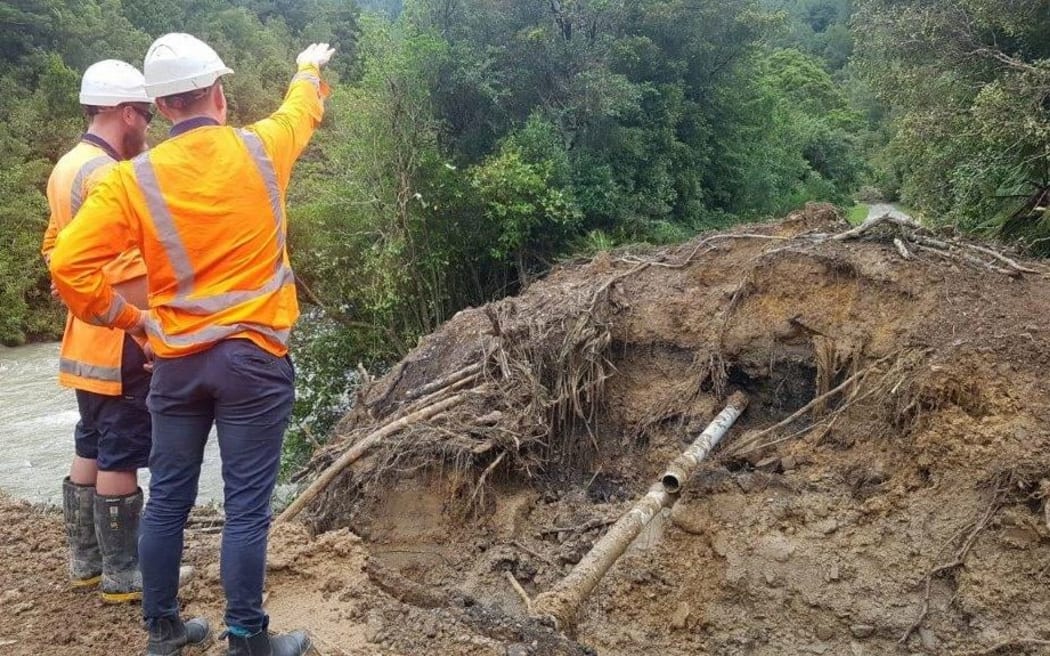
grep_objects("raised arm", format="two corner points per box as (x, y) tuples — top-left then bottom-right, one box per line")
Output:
(244, 44), (335, 188)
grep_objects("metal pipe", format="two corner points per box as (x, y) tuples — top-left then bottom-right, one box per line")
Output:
(532, 392), (748, 629)
(661, 391), (749, 493)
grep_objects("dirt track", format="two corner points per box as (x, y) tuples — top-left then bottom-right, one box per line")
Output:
(5, 204), (1050, 655)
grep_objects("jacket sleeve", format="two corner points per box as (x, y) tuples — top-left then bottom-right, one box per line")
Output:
(49, 168), (143, 331)
(245, 63), (330, 189)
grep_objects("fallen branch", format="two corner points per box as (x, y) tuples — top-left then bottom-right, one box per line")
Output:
(832, 213), (921, 241)
(831, 214), (1039, 277)
(894, 237), (911, 260)
(666, 233), (791, 269)
(911, 238), (1020, 277)
(588, 262), (650, 313)
(396, 372), (480, 420)
(512, 540), (558, 567)
(276, 393), (469, 524)
(596, 233), (793, 311)
(467, 451), (507, 509)
(618, 234), (792, 271)
(959, 242), (1042, 274)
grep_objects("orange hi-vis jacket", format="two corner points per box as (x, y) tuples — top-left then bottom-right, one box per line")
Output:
(43, 135), (148, 395)
(50, 64), (329, 359)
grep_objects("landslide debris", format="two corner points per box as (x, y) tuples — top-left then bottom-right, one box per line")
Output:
(5, 203), (1050, 655)
(299, 203), (1050, 655)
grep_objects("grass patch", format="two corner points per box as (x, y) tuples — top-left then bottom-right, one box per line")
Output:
(846, 203), (870, 225)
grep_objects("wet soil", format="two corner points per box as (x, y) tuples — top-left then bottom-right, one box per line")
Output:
(5, 204), (1050, 655)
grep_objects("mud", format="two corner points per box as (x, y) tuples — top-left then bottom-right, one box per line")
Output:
(4, 204), (1050, 655)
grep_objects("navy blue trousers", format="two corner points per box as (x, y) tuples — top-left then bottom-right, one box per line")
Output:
(140, 338), (294, 631)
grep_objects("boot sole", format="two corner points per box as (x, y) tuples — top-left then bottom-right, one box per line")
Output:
(101, 590), (143, 604)
(147, 632), (212, 656)
(71, 575), (102, 589)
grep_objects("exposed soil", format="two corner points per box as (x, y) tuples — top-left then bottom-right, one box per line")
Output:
(5, 204), (1050, 655)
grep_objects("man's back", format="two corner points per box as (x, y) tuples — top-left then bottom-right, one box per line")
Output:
(115, 123), (298, 357)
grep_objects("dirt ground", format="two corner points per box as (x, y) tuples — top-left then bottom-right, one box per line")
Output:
(5, 204), (1050, 655)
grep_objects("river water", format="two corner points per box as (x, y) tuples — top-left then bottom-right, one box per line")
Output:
(0, 342), (225, 505)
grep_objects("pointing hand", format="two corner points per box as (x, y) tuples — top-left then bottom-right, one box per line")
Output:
(296, 43), (336, 69)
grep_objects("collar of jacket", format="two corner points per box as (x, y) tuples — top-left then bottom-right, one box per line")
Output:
(80, 133), (121, 161)
(169, 116), (221, 138)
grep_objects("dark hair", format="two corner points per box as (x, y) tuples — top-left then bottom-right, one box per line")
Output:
(157, 85), (214, 113)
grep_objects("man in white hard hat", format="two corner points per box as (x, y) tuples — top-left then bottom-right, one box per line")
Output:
(49, 34), (335, 656)
(41, 59), (179, 605)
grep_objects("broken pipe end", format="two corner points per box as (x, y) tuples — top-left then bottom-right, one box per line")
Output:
(661, 470), (685, 494)
(727, 390), (749, 412)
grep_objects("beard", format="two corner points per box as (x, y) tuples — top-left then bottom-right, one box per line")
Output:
(121, 130), (147, 159)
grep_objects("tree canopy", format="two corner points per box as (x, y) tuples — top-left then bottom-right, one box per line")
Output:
(855, 0), (1050, 248)
(0, 0), (891, 469)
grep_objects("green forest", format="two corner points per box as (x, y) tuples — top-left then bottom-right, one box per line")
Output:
(2, 0), (1048, 469)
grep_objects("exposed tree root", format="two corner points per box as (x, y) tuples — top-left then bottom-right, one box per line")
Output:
(899, 478), (1010, 646)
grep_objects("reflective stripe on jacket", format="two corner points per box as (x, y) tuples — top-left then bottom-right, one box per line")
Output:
(43, 139), (147, 395)
(50, 64), (328, 359)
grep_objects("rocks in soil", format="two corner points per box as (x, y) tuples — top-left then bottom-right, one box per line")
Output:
(669, 602), (691, 630)
(850, 624), (875, 639)
(558, 541), (589, 565)
(756, 533), (796, 563)
(814, 519), (840, 535)
(919, 628), (939, 650)
(365, 610), (384, 643)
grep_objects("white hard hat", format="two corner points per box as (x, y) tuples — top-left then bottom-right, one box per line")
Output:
(79, 60), (151, 106)
(143, 33), (234, 99)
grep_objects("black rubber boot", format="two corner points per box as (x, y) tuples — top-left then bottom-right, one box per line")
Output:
(226, 628), (312, 656)
(95, 488), (145, 603)
(62, 477), (102, 589)
(94, 488), (195, 603)
(146, 616), (211, 656)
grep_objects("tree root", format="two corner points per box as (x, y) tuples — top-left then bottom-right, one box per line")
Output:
(899, 483), (1008, 646)
(728, 356), (892, 456)
(277, 392), (474, 524)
